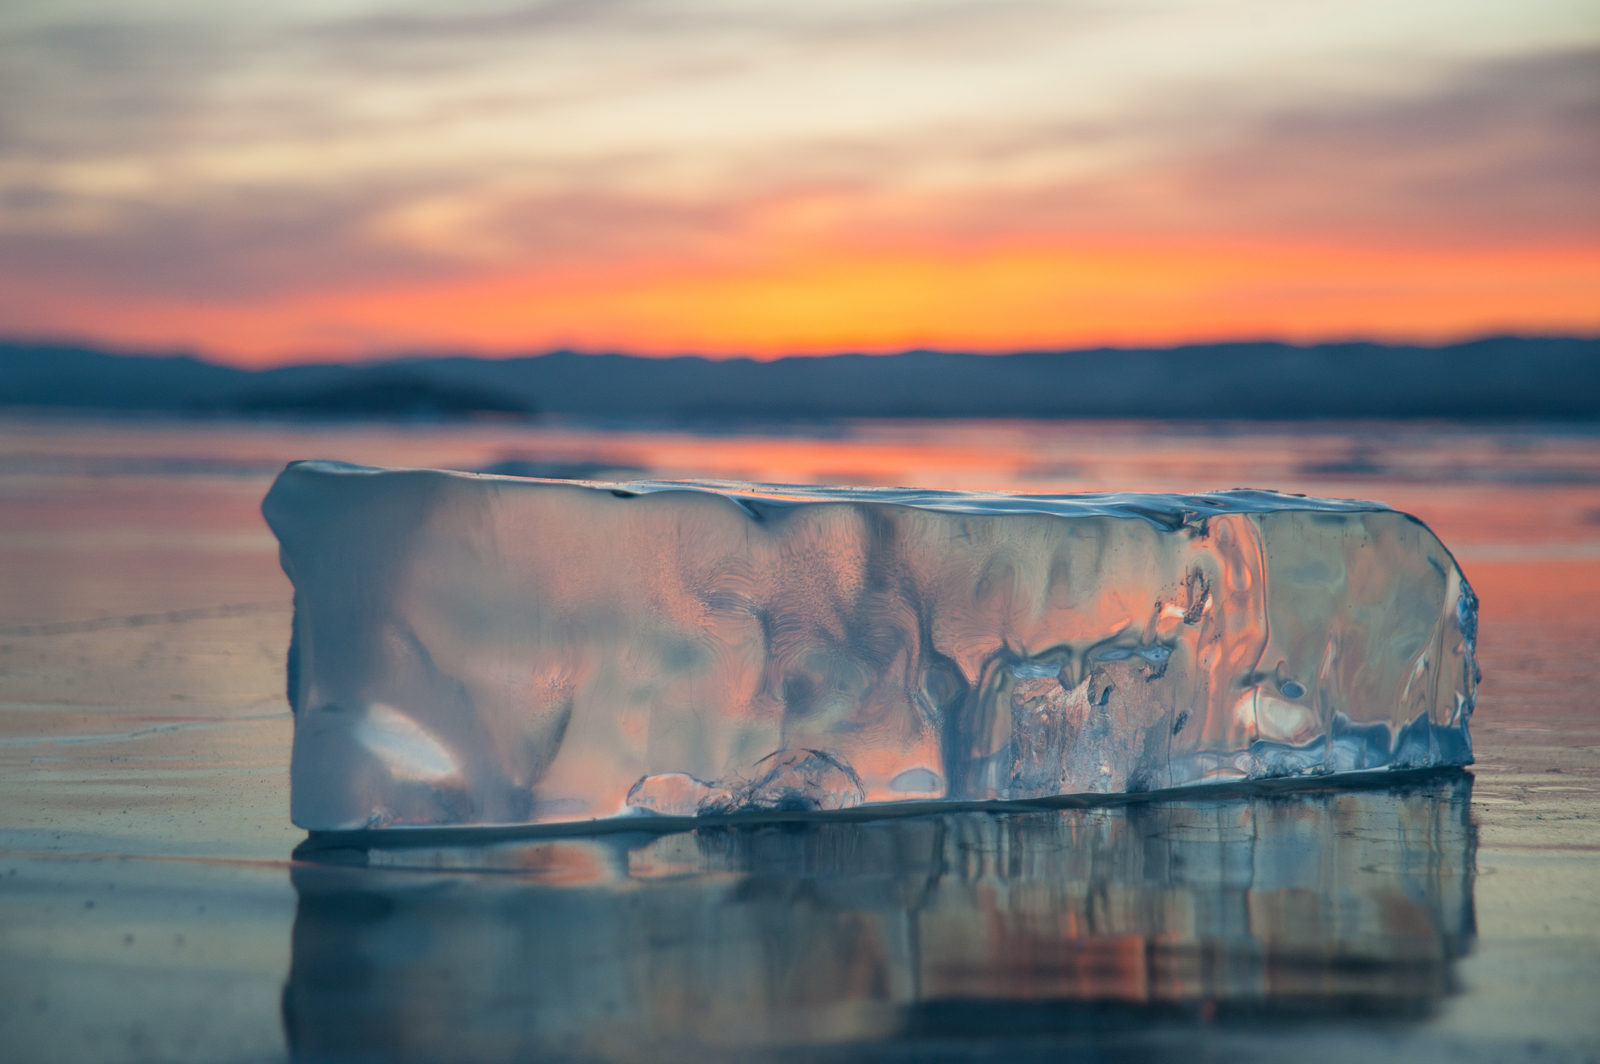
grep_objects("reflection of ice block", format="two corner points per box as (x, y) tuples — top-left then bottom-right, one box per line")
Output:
(263, 462), (1479, 830)
(285, 777), (1477, 1057)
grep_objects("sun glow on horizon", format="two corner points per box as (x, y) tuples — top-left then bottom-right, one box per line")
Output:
(4, 235), (1595, 367)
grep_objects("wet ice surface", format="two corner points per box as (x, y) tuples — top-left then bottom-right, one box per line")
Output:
(265, 467), (1476, 830)
(1, 416), (1598, 1062)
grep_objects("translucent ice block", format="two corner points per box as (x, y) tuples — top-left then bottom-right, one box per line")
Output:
(263, 462), (1478, 830)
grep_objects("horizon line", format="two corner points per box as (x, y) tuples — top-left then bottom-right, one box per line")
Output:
(4, 329), (1597, 371)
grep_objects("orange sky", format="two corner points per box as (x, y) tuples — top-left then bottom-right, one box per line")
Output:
(0, 1), (1595, 365)
(7, 237), (1593, 365)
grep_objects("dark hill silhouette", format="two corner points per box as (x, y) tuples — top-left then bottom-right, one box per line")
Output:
(1, 337), (1596, 420)
(236, 372), (534, 418)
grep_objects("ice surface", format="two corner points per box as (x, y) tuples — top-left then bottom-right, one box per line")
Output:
(263, 462), (1478, 830)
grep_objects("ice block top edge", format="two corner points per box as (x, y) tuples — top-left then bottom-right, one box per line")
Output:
(272, 459), (1398, 524)
(265, 460), (1475, 832)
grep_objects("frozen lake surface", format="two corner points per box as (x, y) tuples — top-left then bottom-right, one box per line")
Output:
(1, 415), (1597, 1062)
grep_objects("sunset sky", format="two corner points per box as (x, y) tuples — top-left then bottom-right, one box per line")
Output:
(1, 0), (1596, 364)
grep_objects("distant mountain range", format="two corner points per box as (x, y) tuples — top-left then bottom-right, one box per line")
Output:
(2, 337), (1597, 420)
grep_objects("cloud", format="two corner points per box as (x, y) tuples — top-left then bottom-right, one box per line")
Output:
(929, 46), (1600, 247)
(7, 43), (1590, 303)
(0, 183), (459, 299)
(1161, 47), (1600, 242)
(314, 0), (1104, 64)
(0, 16), (229, 159)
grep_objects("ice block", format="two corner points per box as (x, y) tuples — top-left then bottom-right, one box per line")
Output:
(263, 462), (1478, 830)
